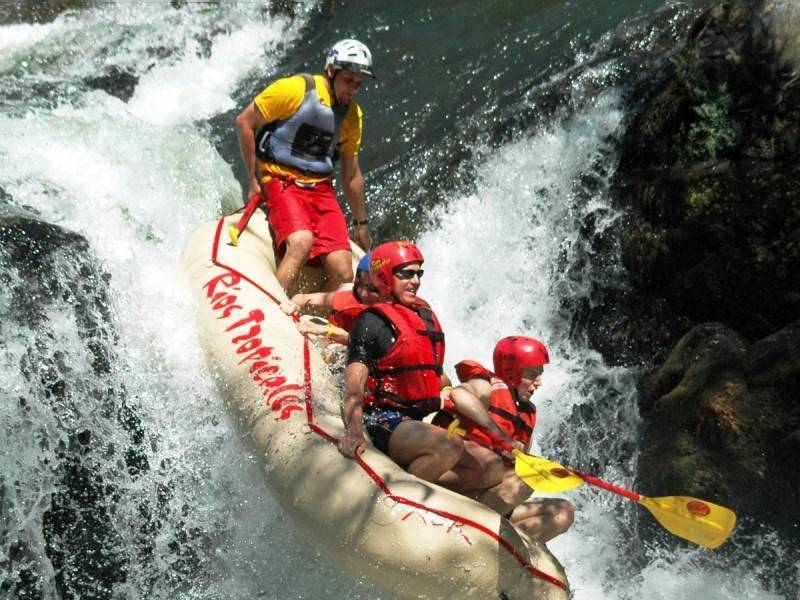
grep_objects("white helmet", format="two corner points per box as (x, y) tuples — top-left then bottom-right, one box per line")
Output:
(325, 39), (375, 78)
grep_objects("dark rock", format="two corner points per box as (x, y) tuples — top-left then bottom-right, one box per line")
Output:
(84, 67), (139, 103)
(605, 0), (800, 367)
(0, 205), (150, 598)
(613, 4), (800, 552)
(638, 320), (800, 539)
(747, 317), (800, 384)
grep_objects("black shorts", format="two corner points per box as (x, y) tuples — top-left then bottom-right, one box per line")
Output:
(363, 407), (413, 454)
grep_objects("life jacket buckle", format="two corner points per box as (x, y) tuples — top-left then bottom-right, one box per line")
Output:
(293, 180), (318, 189)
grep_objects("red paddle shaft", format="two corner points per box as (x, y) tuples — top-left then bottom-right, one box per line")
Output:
(234, 193), (262, 232)
(444, 397), (641, 501)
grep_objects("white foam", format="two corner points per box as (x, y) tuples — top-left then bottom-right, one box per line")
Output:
(0, 22), (54, 51)
(0, 4), (374, 597)
(128, 21), (293, 125)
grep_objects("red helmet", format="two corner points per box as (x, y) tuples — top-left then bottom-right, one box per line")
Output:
(369, 241), (424, 296)
(492, 336), (550, 388)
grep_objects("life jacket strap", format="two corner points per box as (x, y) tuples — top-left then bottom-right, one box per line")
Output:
(488, 405), (534, 436)
(414, 306), (444, 363)
(373, 389), (441, 414)
(372, 363), (443, 377)
(416, 329), (445, 342)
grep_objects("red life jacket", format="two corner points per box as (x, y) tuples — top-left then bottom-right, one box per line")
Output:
(454, 360), (536, 447)
(365, 298), (445, 418)
(329, 289), (367, 332)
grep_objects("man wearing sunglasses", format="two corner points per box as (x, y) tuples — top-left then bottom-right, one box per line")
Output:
(337, 241), (514, 485)
(235, 39), (374, 292)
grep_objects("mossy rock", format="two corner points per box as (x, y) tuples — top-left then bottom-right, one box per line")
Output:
(638, 321), (800, 538)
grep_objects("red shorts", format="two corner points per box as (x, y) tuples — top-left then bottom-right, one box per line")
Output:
(262, 178), (350, 263)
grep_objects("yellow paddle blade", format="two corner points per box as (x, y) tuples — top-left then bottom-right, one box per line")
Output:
(638, 495), (737, 549)
(512, 450), (585, 493)
(228, 225), (241, 246)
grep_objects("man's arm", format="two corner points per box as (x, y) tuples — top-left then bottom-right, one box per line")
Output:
(235, 102), (268, 198)
(338, 311), (395, 456)
(338, 361), (370, 457)
(339, 153), (372, 250)
(449, 380), (522, 450)
(285, 290), (338, 313)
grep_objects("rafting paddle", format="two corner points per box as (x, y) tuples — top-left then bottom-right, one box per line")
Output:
(506, 442), (736, 547)
(508, 448), (585, 493)
(445, 418), (584, 493)
(565, 467), (736, 549)
(445, 407), (736, 548)
(228, 193), (262, 246)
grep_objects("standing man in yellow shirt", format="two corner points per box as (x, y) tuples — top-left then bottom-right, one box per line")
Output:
(235, 39), (374, 291)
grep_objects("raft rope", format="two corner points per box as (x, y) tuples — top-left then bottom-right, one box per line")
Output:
(210, 214), (568, 593)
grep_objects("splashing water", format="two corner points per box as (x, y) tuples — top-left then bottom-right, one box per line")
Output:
(418, 74), (790, 599)
(1, 2), (382, 598)
(0, 1), (795, 598)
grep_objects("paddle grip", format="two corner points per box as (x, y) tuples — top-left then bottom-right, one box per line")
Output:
(234, 193), (262, 232)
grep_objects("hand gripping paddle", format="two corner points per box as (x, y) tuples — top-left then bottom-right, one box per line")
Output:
(228, 193), (262, 246)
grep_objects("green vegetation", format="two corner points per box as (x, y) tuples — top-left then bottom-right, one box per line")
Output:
(685, 180), (724, 220)
(622, 223), (667, 280)
(673, 54), (737, 162)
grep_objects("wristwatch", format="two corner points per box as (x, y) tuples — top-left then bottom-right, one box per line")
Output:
(352, 218), (369, 226)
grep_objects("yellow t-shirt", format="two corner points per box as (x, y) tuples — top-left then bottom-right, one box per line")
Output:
(254, 74), (363, 183)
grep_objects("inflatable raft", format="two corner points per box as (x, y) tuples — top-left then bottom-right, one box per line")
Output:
(183, 208), (570, 599)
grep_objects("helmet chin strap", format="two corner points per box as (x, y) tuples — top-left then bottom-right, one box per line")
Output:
(511, 387), (523, 405)
(325, 68), (341, 105)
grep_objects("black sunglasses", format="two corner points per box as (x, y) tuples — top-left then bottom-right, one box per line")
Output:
(394, 268), (424, 280)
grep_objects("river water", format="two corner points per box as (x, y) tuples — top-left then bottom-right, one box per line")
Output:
(0, 1), (794, 598)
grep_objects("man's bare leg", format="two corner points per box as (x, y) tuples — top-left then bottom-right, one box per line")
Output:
(508, 498), (575, 543)
(319, 249), (354, 292)
(389, 421), (464, 483)
(477, 468), (534, 515)
(276, 230), (313, 290)
(439, 441), (504, 493)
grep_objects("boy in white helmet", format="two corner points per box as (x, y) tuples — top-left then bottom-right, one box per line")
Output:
(235, 39), (375, 292)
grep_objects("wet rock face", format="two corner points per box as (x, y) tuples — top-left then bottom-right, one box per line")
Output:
(0, 206), (149, 598)
(597, 0), (800, 557)
(84, 67), (139, 103)
(637, 320), (800, 537)
(602, 0), (800, 364)
(0, 0), (92, 25)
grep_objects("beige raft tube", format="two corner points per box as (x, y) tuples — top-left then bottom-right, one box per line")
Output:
(183, 209), (570, 599)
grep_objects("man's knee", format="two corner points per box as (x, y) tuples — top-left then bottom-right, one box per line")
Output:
(284, 231), (313, 258)
(480, 455), (505, 488)
(495, 473), (532, 506)
(324, 251), (354, 283)
(556, 500), (576, 532)
(389, 423), (462, 469)
(435, 435), (464, 469)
